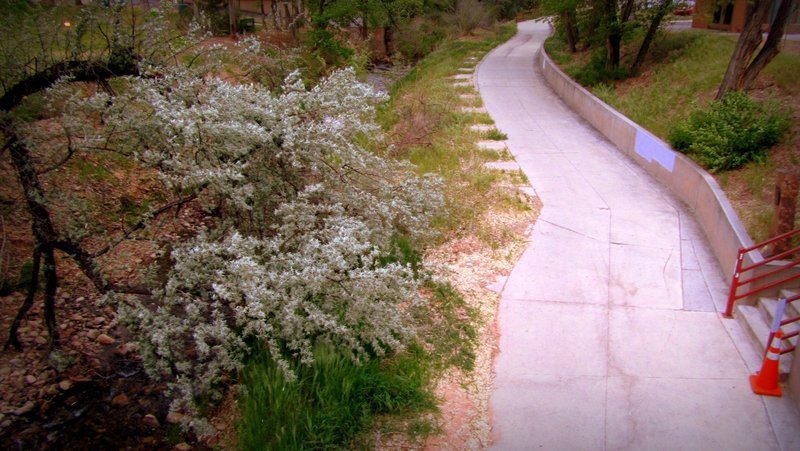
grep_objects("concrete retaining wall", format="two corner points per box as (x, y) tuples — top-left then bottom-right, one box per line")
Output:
(536, 48), (755, 281)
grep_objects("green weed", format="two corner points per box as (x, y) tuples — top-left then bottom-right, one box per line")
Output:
(486, 128), (508, 140)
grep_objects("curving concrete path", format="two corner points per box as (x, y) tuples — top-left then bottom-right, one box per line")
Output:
(478, 20), (800, 450)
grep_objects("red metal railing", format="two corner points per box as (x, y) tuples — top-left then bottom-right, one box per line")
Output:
(725, 227), (800, 318)
(765, 295), (800, 356)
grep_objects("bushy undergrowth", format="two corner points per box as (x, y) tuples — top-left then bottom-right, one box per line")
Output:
(669, 91), (790, 172)
(570, 49), (630, 87)
(546, 29), (703, 88)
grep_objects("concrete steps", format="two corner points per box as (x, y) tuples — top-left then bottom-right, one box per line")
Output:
(735, 289), (800, 377)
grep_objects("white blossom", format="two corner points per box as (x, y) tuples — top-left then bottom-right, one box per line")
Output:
(108, 67), (444, 431)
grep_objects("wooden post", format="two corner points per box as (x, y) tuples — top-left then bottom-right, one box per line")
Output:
(769, 166), (800, 255)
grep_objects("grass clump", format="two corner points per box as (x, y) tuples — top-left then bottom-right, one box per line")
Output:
(486, 128), (508, 140)
(237, 343), (435, 451)
(668, 91), (789, 172)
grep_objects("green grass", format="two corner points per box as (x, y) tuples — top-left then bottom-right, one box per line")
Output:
(764, 52), (800, 94)
(485, 128), (508, 140)
(237, 343), (435, 451)
(379, 22), (521, 237)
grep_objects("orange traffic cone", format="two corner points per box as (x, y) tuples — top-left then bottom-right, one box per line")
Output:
(750, 329), (783, 397)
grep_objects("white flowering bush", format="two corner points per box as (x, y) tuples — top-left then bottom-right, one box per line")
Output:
(3, 2), (444, 433)
(95, 68), (444, 428)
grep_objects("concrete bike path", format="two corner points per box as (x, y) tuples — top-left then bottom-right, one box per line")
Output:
(478, 20), (799, 450)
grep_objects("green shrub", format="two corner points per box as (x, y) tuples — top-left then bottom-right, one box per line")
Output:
(668, 91), (790, 172)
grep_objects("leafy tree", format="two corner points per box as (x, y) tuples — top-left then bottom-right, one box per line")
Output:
(543, 0), (582, 52)
(305, 0), (425, 61)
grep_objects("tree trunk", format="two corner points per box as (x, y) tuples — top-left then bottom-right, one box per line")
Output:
(5, 135), (63, 349)
(284, 2), (298, 41)
(384, 26), (395, 58)
(607, 33), (622, 68)
(716, 0), (771, 98)
(361, 17), (368, 41)
(259, 0), (268, 31)
(1, 56), (143, 351)
(741, 0), (794, 90)
(562, 10), (579, 53)
(605, 0), (636, 69)
(42, 246), (59, 348)
(769, 167), (800, 256)
(631, 0), (672, 73)
(4, 247), (41, 351)
(229, 0), (238, 36)
(270, 0), (279, 30)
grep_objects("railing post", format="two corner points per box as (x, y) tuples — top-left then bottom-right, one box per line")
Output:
(724, 252), (745, 318)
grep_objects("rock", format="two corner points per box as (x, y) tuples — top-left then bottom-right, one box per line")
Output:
(92, 317), (105, 326)
(70, 314), (82, 322)
(96, 334), (115, 345)
(24, 375), (37, 385)
(174, 443), (192, 451)
(143, 414), (160, 428)
(111, 394), (129, 406)
(87, 330), (99, 340)
(10, 401), (35, 416)
(58, 380), (73, 391)
(76, 297), (85, 303)
(166, 411), (184, 424)
(34, 336), (48, 345)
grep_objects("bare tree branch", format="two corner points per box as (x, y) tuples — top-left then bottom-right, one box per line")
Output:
(89, 192), (199, 258)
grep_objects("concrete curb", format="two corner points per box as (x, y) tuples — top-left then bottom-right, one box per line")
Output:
(536, 46), (757, 281)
